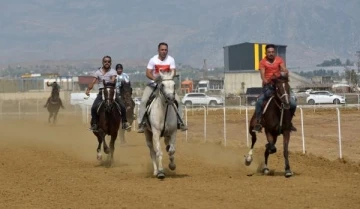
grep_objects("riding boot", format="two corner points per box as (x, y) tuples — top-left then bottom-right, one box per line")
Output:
(290, 110), (297, 132)
(137, 117), (146, 133)
(253, 107), (263, 133)
(89, 117), (98, 132)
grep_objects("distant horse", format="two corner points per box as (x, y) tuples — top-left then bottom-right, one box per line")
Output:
(47, 82), (61, 124)
(143, 70), (178, 179)
(245, 75), (294, 178)
(118, 80), (136, 144)
(93, 80), (121, 165)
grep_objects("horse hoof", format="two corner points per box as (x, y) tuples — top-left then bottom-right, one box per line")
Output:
(157, 171), (165, 179)
(263, 168), (270, 175)
(169, 163), (176, 171)
(104, 149), (110, 155)
(285, 170), (293, 178)
(244, 155), (253, 166)
(97, 154), (102, 161)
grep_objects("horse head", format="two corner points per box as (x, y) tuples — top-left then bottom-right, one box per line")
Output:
(272, 74), (291, 110)
(51, 84), (59, 99)
(158, 70), (176, 105)
(102, 80), (116, 112)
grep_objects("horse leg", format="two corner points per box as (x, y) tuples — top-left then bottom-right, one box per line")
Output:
(100, 131), (110, 154)
(95, 133), (103, 161)
(108, 133), (117, 166)
(53, 111), (58, 124)
(118, 122), (126, 144)
(245, 114), (257, 166)
(165, 135), (176, 171)
(283, 131), (293, 177)
(152, 131), (164, 179)
(263, 131), (276, 175)
(48, 112), (53, 123)
(145, 130), (158, 176)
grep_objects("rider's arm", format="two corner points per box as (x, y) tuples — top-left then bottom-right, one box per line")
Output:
(86, 78), (98, 95)
(170, 57), (176, 76)
(279, 58), (289, 74)
(146, 58), (156, 80)
(259, 61), (267, 83)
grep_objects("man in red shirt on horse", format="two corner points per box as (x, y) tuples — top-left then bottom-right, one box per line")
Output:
(252, 44), (297, 133)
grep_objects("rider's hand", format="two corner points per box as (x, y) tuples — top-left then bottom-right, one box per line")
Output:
(85, 88), (90, 96)
(154, 76), (162, 83)
(263, 79), (269, 84)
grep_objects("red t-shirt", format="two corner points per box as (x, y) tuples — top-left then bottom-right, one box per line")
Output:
(259, 56), (284, 81)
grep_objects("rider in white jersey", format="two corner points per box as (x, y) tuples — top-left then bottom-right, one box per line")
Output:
(137, 42), (188, 133)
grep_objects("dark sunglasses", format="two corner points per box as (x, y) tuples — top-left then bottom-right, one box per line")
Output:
(103, 60), (111, 63)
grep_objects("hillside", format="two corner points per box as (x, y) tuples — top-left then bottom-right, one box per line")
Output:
(0, 0), (359, 68)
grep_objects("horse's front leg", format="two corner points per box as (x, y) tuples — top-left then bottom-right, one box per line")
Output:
(145, 130), (157, 176)
(48, 112), (53, 123)
(100, 131), (109, 154)
(283, 131), (293, 178)
(263, 131), (277, 175)
(152, 131), (164, 179)
(95, 133), (103, 161)
(108, 133), (117, 165)
(165, 135), (176, 171)
(245, 114), (257, 166)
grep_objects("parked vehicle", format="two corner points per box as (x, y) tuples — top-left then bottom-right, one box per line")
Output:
(181, 93), (223, 106)
(306, 91), (346, 105)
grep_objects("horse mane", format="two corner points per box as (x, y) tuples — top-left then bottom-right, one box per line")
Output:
(104, 82), (116, 88)
(160, 71), (174, 80)
(273, 75), (289, 84)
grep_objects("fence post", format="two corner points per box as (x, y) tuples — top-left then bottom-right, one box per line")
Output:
(223, 106), (226, 146)
(203, 106), (207, 142)
(245, 107), (249, 147)
(300, 107), (305, 154)
(336, 108), (343, 159)
(18, 101), (21, 119)
(185, 106), (188, 142)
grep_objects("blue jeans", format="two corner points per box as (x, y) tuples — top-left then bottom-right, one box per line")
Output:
(255, 85), (297, 122)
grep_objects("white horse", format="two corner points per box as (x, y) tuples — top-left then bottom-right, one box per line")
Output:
(144, 70), (178, 179)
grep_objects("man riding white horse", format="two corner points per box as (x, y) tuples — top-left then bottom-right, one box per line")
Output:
(137, 42), (188, 133)
(86, 56), (131, 132)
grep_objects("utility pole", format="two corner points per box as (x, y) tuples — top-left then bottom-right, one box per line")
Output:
(202, 59), (208, 79)
(356, 51), (360, 73)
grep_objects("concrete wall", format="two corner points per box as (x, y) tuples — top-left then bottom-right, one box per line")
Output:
(224, 72), (262, 95)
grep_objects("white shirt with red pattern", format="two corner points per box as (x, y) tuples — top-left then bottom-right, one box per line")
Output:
(146, 54), (176, 85)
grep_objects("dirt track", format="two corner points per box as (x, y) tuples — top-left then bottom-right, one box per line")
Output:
(1, 112), (360, 209)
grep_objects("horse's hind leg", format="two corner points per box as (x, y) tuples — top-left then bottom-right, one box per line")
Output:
(245, 114), (257, 166)
(283, 131), (293, 177)
(165, 135), (176, 171)
(145, 130), (158, 176)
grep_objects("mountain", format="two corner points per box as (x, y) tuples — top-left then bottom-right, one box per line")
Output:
(0, 0), (359, 68)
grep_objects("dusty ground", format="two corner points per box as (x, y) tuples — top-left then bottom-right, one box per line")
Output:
(1, 107), (360, 209)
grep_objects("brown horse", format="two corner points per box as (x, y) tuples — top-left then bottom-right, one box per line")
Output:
(245, 75), (293, 177)
(93, 80), (121, 165)
(47, 83), (61, 124)
(118, 80), (136, 143)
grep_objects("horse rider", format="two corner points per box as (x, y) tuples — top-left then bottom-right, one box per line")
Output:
(86, 56), (131, 132)
(252, 44), (297, 133)
(44, 81), (65, 109)
(114, 63), (133, 122)
(137, 42), (188, 133)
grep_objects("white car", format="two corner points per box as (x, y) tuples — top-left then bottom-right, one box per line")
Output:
(181, 93), (224, 106)
(306, 91), (346, 105)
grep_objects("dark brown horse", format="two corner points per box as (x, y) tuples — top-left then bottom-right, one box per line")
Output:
(245, 75), (293, 177)
(118, 80), (136, 143)
(47, 83), (61, 124)
(94, 80), (121, 165)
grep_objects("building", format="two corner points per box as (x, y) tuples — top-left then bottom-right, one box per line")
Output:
(223, 42), (311, 95)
